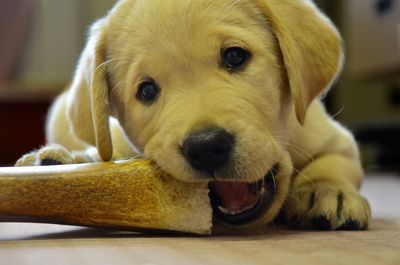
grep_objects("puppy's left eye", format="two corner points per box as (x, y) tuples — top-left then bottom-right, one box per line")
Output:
(222, 47), (250, 70)
(136, 80), (160, 104)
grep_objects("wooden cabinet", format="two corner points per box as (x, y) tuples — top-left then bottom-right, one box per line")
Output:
(344, 0), (400, 78)
(328, 0), (400, 126)
(0, 87), (57, 166)
(0, 0), (115, 165)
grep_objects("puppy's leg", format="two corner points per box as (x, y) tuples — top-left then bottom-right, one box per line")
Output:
(15, 145), (99, 167)
(285, 154), (371, 230)
(284, 102), (371, 230)
(16, 145), (73, 166)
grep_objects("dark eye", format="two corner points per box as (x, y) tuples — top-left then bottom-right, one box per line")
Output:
(136, 80), (160, 104)
(222, 47), (250, 70)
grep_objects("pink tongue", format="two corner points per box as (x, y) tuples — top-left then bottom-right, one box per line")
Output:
(210, 181), (260, 212)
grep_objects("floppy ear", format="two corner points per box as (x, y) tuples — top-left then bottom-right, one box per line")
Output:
(66, 19), (113, 161)
(255, 0), (343, 124)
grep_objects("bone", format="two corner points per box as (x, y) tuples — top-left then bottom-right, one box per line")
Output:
(0, 159), (212, 235)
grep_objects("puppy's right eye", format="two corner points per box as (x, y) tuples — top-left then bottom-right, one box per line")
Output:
(222, 47), (250, 70)
(136, 80), (160, 104)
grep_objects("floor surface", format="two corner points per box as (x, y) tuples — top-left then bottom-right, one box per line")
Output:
(0, 174), (399, 265)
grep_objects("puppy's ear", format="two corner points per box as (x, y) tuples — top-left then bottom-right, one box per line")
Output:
(67, 19), (113, 161)
(255, 0), (343, 124)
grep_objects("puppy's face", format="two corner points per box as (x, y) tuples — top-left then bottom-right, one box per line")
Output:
(94, 0), (341, 229)
(106, 0), (291, 228)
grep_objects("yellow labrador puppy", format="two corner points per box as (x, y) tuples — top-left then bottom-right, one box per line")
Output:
(17, 0), (371, 231)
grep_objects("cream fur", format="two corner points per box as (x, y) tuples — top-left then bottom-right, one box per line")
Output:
(17, 0), (370, 231)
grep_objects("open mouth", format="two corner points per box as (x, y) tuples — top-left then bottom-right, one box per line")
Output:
(209, 164), (279, 225)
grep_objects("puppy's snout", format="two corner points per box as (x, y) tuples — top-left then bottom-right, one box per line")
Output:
(182, 128), (234, 174)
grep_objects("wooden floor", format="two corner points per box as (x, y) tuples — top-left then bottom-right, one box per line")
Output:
(1, 174), (399, 265)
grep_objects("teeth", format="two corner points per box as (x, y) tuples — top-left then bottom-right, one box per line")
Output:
(218, 198), (262, 216)
(218, 206), (252, 215)
(218, 206), (234, 215)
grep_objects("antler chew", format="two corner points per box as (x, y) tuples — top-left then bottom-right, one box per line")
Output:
(0, 159), (212, 235)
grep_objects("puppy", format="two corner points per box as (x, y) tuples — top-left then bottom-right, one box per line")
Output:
(17, 0), (371, 231)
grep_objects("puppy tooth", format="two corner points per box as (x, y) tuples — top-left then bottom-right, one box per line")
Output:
(218, 206), (231, 215)
(218, 201), (261, 216)
(218, 206), (241, 216)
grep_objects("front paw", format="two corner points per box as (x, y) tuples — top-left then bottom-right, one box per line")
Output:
(15, 145), (74, 167)
(285, 181), (371, 230)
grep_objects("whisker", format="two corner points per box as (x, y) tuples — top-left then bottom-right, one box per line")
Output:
(95, 56), (132, 72)
(270, 170), (277, 191)
(271, 138), (315, 162)
(111, 72), (140, 93)
(331, 106), (345, 119)
(225, 0), (243, 10)
(283, 145), (314, 163)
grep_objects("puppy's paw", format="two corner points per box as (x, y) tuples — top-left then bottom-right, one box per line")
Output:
(285, 181), (371, 230)
(15, 145), (74, 167)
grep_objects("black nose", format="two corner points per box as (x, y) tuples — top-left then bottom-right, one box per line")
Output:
(182, 128), (234, 174)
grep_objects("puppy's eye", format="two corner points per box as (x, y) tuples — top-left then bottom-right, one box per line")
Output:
(222, 47), (250, 70)
(136, 80), (160, 104)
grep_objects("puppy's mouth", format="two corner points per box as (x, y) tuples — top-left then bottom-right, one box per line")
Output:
(209, 164), (278, 225)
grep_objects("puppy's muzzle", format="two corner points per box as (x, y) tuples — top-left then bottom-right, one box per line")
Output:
(181, 127), (278, 226)
(181, 128), (234, 174)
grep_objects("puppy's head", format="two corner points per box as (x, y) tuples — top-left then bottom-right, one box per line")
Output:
(69, 0), (343, 229)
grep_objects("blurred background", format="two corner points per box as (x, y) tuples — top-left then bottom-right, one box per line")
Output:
(0, 0), (399, 171)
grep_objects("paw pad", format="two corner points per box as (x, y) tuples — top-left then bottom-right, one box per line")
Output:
(340, 219), (366, 231)
(311, 215), (332, 230)
(40, 159), (64, 166)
